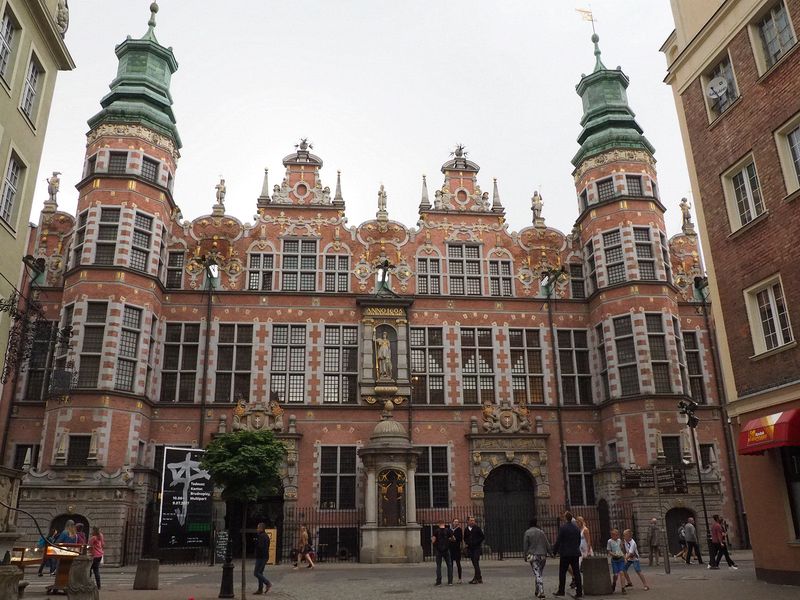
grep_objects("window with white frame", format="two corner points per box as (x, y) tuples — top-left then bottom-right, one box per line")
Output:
(634, 228), (656, 280)
(166, 251), (184, 289)
(447, 244), (482, 295)
(755, 1), (796, 70)
(248, 252), (273, 291)
(614, 315), (639, 396)
(566, 446), (596, 505)
(77, 302), (107, 388)
(745, 277), (794, 354)
(324, 254), (350, 293)
(646, 314), (671, 394)
(131, 212), (153, 272)
(20, 55), (43, 121)
(510, 328), (544, 404)
(704, 54), (739, 118)
(773, 114), (800, 195)
(488, 258), (513, 297)
(281, 240), (317, 292)
(626, 175), (643, 196)
(214, 324), (252, 402)
(410, 328), (445, 405)
(323, 326), (358, 404)
(683, 331), (706, 403)
(597, 178), (615, 202)
(415, 446), (449, 508)
(461, 327), (494, 404)
(0, 153), (23, 225)
(160, 323), (200, 402)
(320, 446), (357, 509)
(585, 240), (597, 293)
(596, 324), (610, 402)
(25, 321), (57, 401)
(570, 263), (585, 299)
(603, 230), (625, 285)
(417, 256), (441, 294)
(0, 9), (18, 82)
(558, 329), (592, 405)
(115, 306), (142, 392)
(270, 324), (306, 403)
(95, 207), (120, 266)
(722, 158), (765, 230)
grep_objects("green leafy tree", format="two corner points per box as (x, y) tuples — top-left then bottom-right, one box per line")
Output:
(201, 429), (285, 600)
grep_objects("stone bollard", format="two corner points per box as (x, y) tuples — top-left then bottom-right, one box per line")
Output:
(0, 565), (23, 600)
(133, 558), (160, 590)
(66, 555), (99, 600)
(581, 555), (613, 595)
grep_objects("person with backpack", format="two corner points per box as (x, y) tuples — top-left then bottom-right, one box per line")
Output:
(253, 522), (271, 595)
(675, 521), (687, 561)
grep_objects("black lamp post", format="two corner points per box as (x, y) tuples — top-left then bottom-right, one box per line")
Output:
(679, 399), (713, 561)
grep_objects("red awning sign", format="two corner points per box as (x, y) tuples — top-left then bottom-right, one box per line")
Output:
(738, 409), (800, 455)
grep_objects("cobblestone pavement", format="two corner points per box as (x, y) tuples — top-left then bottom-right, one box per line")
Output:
(20, 553), (800, 599)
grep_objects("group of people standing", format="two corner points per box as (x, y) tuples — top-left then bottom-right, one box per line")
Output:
(430, 516), (485, 585)
(36, 520), (105, 589)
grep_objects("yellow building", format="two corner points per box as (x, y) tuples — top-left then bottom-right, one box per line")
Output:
(0, 0), (73, 403)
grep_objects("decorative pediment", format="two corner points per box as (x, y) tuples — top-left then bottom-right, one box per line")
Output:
(231, 398), (285, 433)
(481, 399), (532, 434)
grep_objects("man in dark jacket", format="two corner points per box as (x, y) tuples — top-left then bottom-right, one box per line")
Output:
(463, 515), (485, 584)
(253, 522), (271, 595)
(449, 518), (464, 583)
(431, 519), (454, 586)
(553, 511), (582, 597)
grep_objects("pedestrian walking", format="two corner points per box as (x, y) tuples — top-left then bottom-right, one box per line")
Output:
(523, 518), (552, 599)
(647, 518), (660, 567)
(553, 511), (582, 598)
(622, 529), (650, 590)
(37, 528), (58, 576)
(431, 519), (454, 586)
(88, 526), (105, 589)
(299, 524), (315, 569)
(607, 528), (626, 595)
(684, 517), (704, 565)
(463, 515), (485, 584)
(709, 514), (738, 571)
(253, 522), (272, 595)
(675, 521), (687, 560)
(449, 518), (464, 583)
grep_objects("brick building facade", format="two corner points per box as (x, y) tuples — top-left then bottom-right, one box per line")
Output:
(664, 0), (800, 585)
(1, 6), (737, 565)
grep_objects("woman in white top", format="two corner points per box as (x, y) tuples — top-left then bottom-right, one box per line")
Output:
(575, 516), (593, 559)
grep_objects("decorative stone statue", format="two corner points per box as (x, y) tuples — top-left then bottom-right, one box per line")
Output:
(375, 331), (393, 380)
(56, 0), (70, 37)
(47, 171), (61, 204)
(680, 197), (696, 235)
(377, 184), (388, 217)
(215, 178), (226, 205)
(532, 191), (543, 221)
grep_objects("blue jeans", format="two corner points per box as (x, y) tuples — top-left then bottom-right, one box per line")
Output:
(435, 549), (453, 584)
(254, 558), (270, 591)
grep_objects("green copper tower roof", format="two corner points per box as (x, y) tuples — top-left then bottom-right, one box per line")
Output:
(571, 34), (653, 168)
(88, 2), (181, 148)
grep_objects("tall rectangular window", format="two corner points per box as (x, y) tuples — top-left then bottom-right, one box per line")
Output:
(0, 154), (22, 224)
(282, 240), (317, 291)
(0, 11), (18, 81)
(673, 317), (689, 396)
(603, 229), (625, 285)
(25, 321), (57, 401)
(248, 253), (273, 291)
(683, 332), (706, 403)
(141, 157), (159, 183)
(410, 328), (444, 404)
(77, 302), (107, 388)
(417, 257), (441, 294)
(320, 446), (357, 509)
(67, 435), (92, 467)
(115, 306), (142, 392)
(20, 56), (42, 120)
(731, 162), (764, 226)
(662, 436), (682, 466)
(596, 324), (610, 402)
(755, 281), (794, 351)
(758, 1), (796, 68)
(415, 446), (449, 508)
(634, 228), (656, 280)
(166, 252), (184, 289)
(566, 446), (596, 506)
(160, 323), (200, 402)
(597, 178), (615, 202)
(461, 327), (494, 404)
(447, 244), (482, 296)
(72, 211), (88, 267)
(323, 326), (358, 404)
(95, 208), (120, 266)
(270, 324), (306, 403)
(510, 329), (544, 404)
(558, 329), (592, 405)
(324, 255), (349, 293)
(214, 324), (252, 402)
(659, 231), (672, 284)
(788, 125), (800, 186)
(130, 212), (153, 272)
(707, 56), (739, 116)
(13, 444), (39, 470)
(570, 263), (585, 299)
(488, 259), (513, 297)
(626, 175), (643, 196)
(585, 240), (597, 293)
(646, 314), (671, 393)
(614, 315), (639, 396)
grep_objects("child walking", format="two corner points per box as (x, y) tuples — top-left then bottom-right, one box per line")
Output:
(607, 529), (627, 594)
(622, 529), (649, 591)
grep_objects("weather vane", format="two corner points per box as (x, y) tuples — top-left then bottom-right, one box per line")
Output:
(576, 7), (597, 34)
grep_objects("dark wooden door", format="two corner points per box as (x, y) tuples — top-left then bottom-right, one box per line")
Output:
(483, 465), (535, 557)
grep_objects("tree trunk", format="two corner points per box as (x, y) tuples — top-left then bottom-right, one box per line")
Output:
(241, 502), (247, 600)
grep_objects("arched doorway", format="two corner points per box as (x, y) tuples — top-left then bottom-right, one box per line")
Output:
(483, 465), (535, 556)
(49, 513), (90, 539)
(665, 507), (695, 556)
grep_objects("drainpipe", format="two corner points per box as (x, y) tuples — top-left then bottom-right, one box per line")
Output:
(198, 258), (217, 449)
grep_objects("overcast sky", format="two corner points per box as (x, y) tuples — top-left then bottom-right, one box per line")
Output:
(34, 0), (692, 239)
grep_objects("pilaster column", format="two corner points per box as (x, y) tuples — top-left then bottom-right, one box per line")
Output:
(406, 466), (417, 524)
(365, 468), (377, 525)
